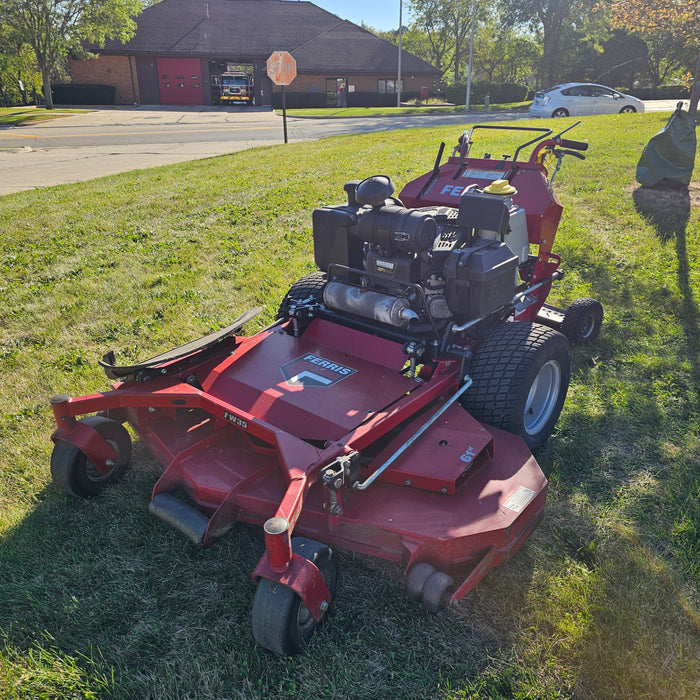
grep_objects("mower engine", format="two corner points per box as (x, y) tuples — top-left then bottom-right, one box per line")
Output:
(313, 176), (528, 331)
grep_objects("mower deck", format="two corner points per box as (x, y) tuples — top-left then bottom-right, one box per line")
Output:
(51, 317), (546, 607)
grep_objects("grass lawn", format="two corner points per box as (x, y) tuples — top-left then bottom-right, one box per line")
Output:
(0, 113), (699, 699)
(0, 106), (90, 127)
(283, 102), (529, 118)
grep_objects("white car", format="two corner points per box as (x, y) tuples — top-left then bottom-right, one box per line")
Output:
(529, 83), (645, 118)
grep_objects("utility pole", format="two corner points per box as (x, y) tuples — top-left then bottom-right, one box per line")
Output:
(397, 0), (403, 107)
(464, 0), (476, 111)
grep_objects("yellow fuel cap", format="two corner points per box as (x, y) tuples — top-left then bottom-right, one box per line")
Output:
(484, 179), (517, 196)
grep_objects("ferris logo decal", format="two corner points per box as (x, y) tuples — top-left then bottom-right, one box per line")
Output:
(440, 185), (468, 197)
(281, 353), (356, 387)
(224, 411), (248, 429)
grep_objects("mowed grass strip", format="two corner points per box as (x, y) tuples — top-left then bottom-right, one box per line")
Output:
(0, 114), (698, 699)
(0, 107), (90, 127)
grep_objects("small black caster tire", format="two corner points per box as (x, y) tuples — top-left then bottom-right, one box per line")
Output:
(50, 416), (132, 498)
(421, 570), (455, 613)
(405, 562), (436, 602)
(560, 297), (603, 344)
(251, 537), (338, 655)
(276, 272), (327, 320)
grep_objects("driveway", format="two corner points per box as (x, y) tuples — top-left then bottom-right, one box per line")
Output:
(0, 101), (684, 196)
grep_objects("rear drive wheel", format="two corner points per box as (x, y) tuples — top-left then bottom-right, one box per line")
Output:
(552, 107), (569, 118)
(560, 298), (604, 344)
(619, 105), (636, 113)
(462, 323), (571, 450)
(276, 272), (327, 320)
(50, 416), (132, 498)
(251, 537), (338, 655)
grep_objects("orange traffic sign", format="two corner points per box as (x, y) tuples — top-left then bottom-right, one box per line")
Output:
(266, 51), (297, 86)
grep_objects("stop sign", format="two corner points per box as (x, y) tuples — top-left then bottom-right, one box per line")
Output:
(266, 51), (297, 86)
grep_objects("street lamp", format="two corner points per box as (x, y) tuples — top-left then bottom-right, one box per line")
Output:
(397, 0), (403, 107)
(464, 0), (476, 111)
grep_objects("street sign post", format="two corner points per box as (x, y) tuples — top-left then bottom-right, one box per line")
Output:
(267, 51), (297, 144)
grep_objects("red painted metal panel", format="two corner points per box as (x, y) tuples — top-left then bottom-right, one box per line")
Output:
(399, 158), (562, 247)
(205, 324), (417, 441)
(373, 403), (494, 494)
(156, 58), (203, 105)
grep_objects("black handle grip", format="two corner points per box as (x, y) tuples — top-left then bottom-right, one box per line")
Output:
(559, 138), (588, 151)
(553, 148), (586, 160)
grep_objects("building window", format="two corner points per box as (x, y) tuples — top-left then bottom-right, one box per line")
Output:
(378, 79), (404, 94)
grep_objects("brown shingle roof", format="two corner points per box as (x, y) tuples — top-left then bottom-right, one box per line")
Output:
(96, 0), (439, 76)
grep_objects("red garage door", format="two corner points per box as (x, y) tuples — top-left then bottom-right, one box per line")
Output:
(157, 58), (204, 105)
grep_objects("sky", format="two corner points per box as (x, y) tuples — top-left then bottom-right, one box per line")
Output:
(310, 1), (404, 31)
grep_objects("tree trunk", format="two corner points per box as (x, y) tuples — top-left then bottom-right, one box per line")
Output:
(689, 50), (700, 119)
(454, 38), (461, 83)
(41, 66), (54, 110)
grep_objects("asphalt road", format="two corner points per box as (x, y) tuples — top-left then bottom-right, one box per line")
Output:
(0, 100), (683, 195)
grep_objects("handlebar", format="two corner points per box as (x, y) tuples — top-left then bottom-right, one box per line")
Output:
(559, 138), (588, 151)
(553, 148), (586, 160)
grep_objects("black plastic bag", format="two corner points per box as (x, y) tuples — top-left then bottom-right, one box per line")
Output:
(636, 102), (696, 187)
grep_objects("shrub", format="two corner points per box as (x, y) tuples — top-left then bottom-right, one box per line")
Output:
(271, 91), (326, 109)
(624, 85), (690, 100)
(51, 84), (115, 105)
(445, 81), (528, 105)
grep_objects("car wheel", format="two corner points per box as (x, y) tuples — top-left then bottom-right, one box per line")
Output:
(552, 108), (569, 118)
(619, 105), (636, 113)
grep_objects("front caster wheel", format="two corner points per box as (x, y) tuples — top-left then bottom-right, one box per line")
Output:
(276, 272), (327, 320)
(560, 297), (604, 344)
(50, 416), (132, 498)
(251, 537), (338, 655)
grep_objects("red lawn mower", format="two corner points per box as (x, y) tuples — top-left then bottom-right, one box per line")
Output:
(49, 124), (602, 655)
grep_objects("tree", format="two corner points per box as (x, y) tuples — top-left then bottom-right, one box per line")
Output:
(498, 0), (599, 87)
(474, 13), (540, 84)
(610, 0), (700, 116)
(0, 0), (141, 109)
(0, 23), (41, 106)
(407, 0), (456, 78)
(409, 0), (484, 82)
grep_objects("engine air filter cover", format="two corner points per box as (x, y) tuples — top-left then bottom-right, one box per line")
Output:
(445, 240), (518, 318)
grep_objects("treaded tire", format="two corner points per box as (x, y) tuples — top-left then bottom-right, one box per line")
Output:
(276, 272), (327, 320)
(552, 108), (569, 118)
(462, 322), (571, 450)
(251, 537), (338, 656)
(560, 297), (603, 344)
(50, 416), (132, 498)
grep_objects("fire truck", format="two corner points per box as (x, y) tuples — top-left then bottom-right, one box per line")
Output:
(212, 72), (254, 105)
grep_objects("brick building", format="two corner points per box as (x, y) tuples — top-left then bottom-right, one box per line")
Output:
(70, 0), (441, 107)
